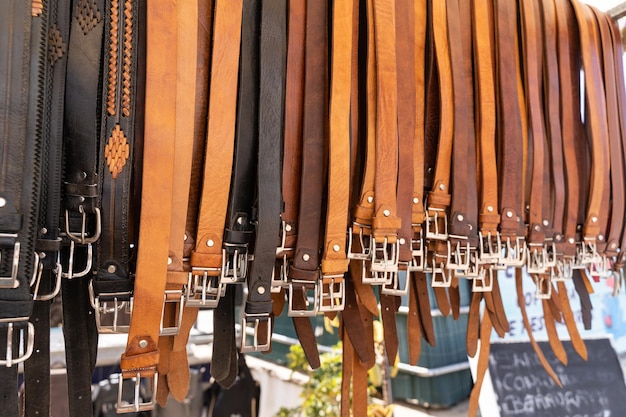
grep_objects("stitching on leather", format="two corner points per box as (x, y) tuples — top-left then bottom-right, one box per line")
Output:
(122, 0), (132, 117)
(105, 125), (130, 179)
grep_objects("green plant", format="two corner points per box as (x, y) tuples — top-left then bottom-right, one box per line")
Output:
(276, 339), (395, 417)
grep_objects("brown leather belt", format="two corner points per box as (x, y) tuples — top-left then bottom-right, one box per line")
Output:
(4, 0), (626, 415)
(117, 0), (179, 411)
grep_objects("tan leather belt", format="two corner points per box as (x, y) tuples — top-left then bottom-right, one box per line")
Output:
(117, 0), (178, 411)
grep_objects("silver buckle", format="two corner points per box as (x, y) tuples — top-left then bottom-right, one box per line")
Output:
(533, 273), (552, 299)
(472, 266), (494, 292)
(240, 314), (272, 352)
(430, 259), (451, 287)
(185, 268), (224, 308)
(347, 225), (372, 260)
(64, 206), (101, 244)
(370, 237), (399, 273)
(381, 268), (410, 296)
(0, 320), (34, 367)
(498, 236), (526, 268)
(160, 290), (185, 336)
(408, 230), (426, 272)
(61, 240), (93, 279)
(578, 239), (602, 266)
(479, 232), (502, 263)
(287, 280), (318, 317)
(271, 254), (290, 292)
(116, 372), (157, 413)
(460, 252), (482, 279)
(587, 255), (612, 279)
(544, 241), (558, 269)
(425, 209), (448, 241)
(361, 259), (391, 285)
(526, 245), (549, 274)
(221, 246), (248, 284)
(553, 257), (574, 281)
(318, 275), (345, 312)
(446, 239), (471, 272)
(88, 281), (133, 333)
(33, 261), (62, 301)
(0, 234), (20, 288)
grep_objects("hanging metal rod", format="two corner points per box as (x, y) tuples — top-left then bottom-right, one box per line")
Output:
(609, 2), (626, 20)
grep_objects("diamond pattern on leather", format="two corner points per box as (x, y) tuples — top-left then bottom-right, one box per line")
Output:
(105, 125), (130, 179)
(75, 0), (102, 35)
(48, 25), (67, 66)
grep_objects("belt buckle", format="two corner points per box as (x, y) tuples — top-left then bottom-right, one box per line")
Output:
(159, 289), (185, 336)
(116, 371), (158, 413)
(318, 274), (345, 312)
(370, 237), (399, 273)
(544, 241), (558, 269)
(64, 206), (101, 245)
(361, 259), (391, 285)
(446, 239), (471, 272)
(0, 234), (20, 288)
(408, 229), (426, 272)
(185, 267), (223, 308)
(430, 257), (451, 287)
(0, 319), (35, 367)
(381, 267), (410, 296)
(471, 265), (494, 292)
(587, 254), (612, 280)
(271, 253), (290, 292)
(498, 236), (526, 268)
(479, 231), (502, 263)
(60, 240), (93, 279)
(88, 281), (133, 333)
(240, 313), (272, 353)
(425, 209), (448, 241)
(287, 279), (319, 317)
(526, 244), (548, 274)
(347, 225), (372, 260)
(578, 239), (601, 266)
(454, 249), (480, 279)
(532, 272), (553, 300)
(553, 257), (574, 281)
(221, 246), (248, 284)
(33, 260), (62, 301)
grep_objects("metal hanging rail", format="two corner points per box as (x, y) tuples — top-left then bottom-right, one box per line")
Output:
(609, 2), (626, 20)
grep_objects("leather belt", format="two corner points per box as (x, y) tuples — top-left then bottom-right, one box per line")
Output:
(90, 0), (141, 336)
(24, 0), (72, 414)
(287, 0), (328, 369)
(273, 0), (305, 320)
(117, 0), (178, 411)
(242, 0), (287, 355)
(208, 0), (257, 389)
(0, 0), (47, 413)
(320, 0), (353, 314)
(61, 0), (109, 413)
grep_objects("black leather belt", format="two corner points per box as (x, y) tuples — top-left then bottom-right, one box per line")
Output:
(23, 0), (72, 414)
(90, 0), (141, 336)
(242, 0), (287, 354)
(61, 0), (107, 414)
(212, 0), (260, 388)
(0, 0), (46, 414)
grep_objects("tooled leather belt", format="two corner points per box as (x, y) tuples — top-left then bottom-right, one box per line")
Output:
(89, 0), (142, 336)
(23, 0), (72, 415)
(0, 0), (47, 414)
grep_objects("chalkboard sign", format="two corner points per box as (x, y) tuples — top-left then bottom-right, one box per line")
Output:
(488, 338), (626, 417)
